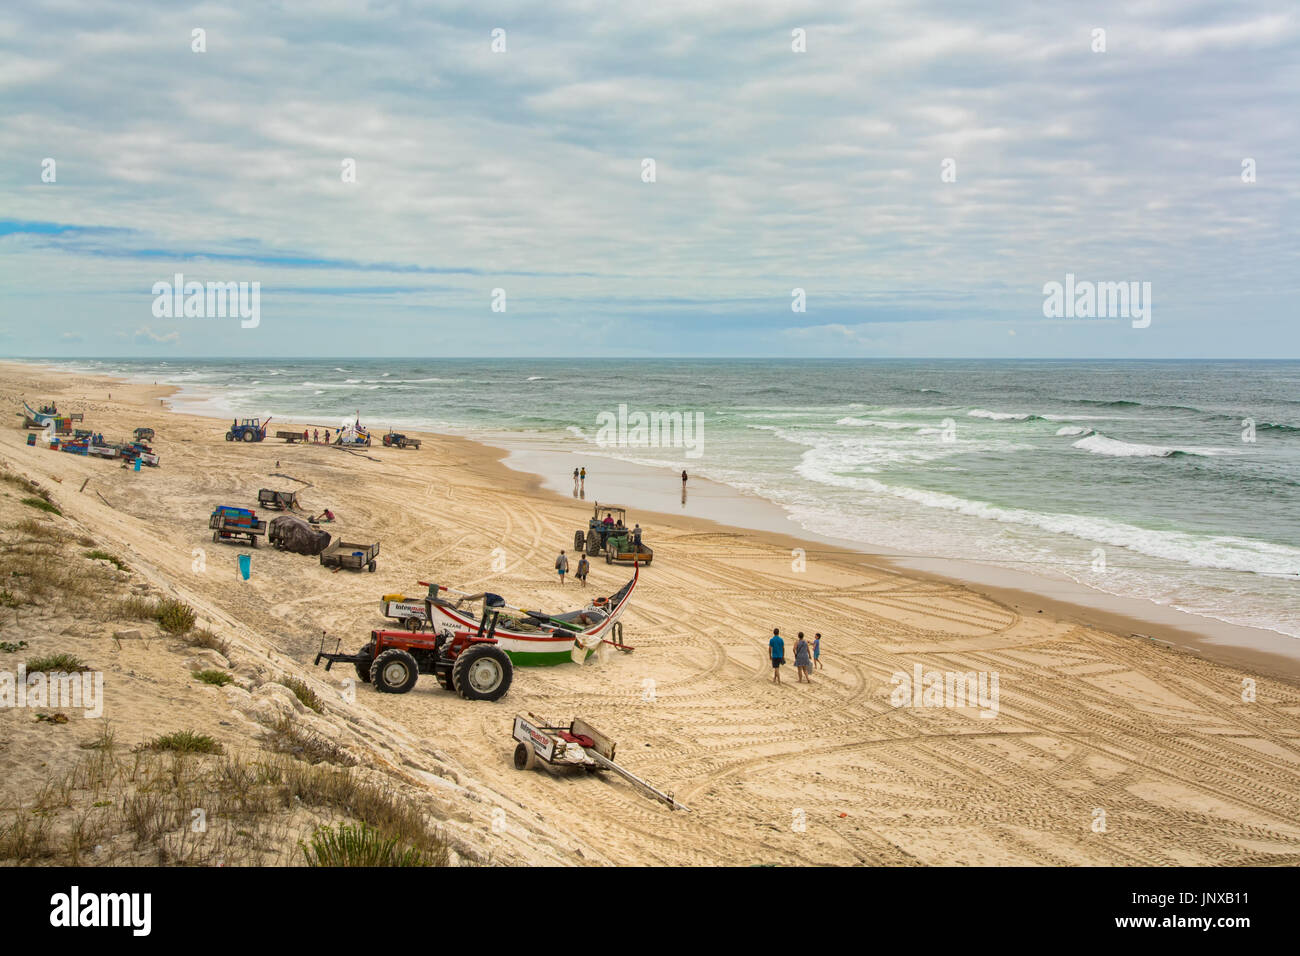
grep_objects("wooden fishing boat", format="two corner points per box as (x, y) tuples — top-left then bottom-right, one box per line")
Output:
(422, 567), (639, 666)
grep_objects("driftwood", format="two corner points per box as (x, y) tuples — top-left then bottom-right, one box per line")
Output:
(269, 473), (314, 487)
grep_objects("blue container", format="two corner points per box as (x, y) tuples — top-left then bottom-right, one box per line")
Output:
(238, 553), (251, 580)
(133, 457), (141, 472)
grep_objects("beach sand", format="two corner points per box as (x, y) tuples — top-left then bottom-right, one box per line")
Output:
(3, 361), (1299, 866)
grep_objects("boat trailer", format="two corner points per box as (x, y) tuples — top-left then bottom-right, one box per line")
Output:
(511, 713), (688, 811)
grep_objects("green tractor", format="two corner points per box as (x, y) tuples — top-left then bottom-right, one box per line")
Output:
(574, 503), (653, 565)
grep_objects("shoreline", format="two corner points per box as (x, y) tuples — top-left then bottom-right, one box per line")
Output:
(8, 357), (1299, 683)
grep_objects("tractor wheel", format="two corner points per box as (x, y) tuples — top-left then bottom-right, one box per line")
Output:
(225, 432), (234, 441)
(371, 649), (420, 694)
(452, 644), (513, 702)
(353, 643), (375, 683)
(242, 431), (254, 442)
(513, 741), (536, 771)
(586, 535), (600, 556)
(574, 530), (584, 551)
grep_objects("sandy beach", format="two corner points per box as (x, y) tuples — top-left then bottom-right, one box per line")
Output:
(3, 360), (1300, 866)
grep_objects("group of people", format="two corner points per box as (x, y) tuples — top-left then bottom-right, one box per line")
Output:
(767, 627), (821, 684)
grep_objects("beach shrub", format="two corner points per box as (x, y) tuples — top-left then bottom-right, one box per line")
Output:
(145, 731), (223, 755)
(280, 676), (323, 714)
(195, 669), (233, 687)
(188, 628), (230, 657)
(84, 550), (128, 571)
(301, 823), (436, 867)
(153, 598), (196, 635)
(26, 653), (90, 673)
(0, 640), (27, 652)
(20, 497), (60, 516)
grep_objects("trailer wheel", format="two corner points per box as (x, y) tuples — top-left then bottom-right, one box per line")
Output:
(212, 531), (218, 542)
(513, 741), (536, 771)
(452, 645), (512, 701)
(367, 561), (376, 573)
(573, 530), (584, 551)
(354, 643), (374, 683)
(371, 649), (420, 694)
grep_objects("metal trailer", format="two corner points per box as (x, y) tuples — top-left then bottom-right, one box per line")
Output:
(320, 539), (379, 572)
(257, 488), (300, 510)
(379, 595), (432, 631)
(209, 507), (267, 547)
(510, 713), (688, 811)
(274, 430), (306, 443)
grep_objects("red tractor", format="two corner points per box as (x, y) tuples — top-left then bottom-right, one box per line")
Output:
(314, 593), (513, 701)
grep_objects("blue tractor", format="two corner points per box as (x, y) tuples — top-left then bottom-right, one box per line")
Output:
(226, 417), (270, 442)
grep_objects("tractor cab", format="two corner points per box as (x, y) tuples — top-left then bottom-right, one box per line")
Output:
(575, 502), (630, 556)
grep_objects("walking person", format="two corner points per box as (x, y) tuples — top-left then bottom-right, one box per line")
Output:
(768, 627), (785, 685)
(576, 554), (590, 586)
(813, 632), (822, 670)
(555, 549), (569, 585)
(682, 469), (688, 486)
(579, 466), (586, 493)
(794, 632), (812, 684)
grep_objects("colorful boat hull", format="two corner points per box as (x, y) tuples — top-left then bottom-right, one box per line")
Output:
(427, 568), (638, 666)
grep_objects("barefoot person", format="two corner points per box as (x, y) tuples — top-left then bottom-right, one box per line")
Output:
(768, 627), (785, 685)
(794, 632), (812, 683)
(555, 549), (569, 585)
(575, 554), (590, 586)
(813, 632), (823, 670)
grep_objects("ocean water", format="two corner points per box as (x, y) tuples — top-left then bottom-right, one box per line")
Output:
(50, 358), (1300, 638)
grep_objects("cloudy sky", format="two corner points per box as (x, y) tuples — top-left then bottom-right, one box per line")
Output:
(1, 1), (1297, 357)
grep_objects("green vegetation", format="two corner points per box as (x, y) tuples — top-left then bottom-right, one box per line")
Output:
(84, 550), (128, 572)
(145, 731), (224, 755)
(301, 823), (437, 867)
(280, 676), (323, 714)
(195, 669), (233, 687)
(26, 653), (89, 673)
(21, 497), (61, 516)
(153, 598), (197, 635)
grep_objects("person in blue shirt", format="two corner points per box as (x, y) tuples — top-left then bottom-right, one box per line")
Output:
(768, 627), (785, 684)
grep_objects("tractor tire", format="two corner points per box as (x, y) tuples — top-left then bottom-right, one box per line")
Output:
(574, 531), (584, 551)
(513, 741), (536, 771)
(452, 644), (512, 702)
(225, 432), (234, 441)
(586, 535), (600, 556)
(354, 643), (375, 683)
(242, 431), (254, 442)
(371, 648), (420, 694)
